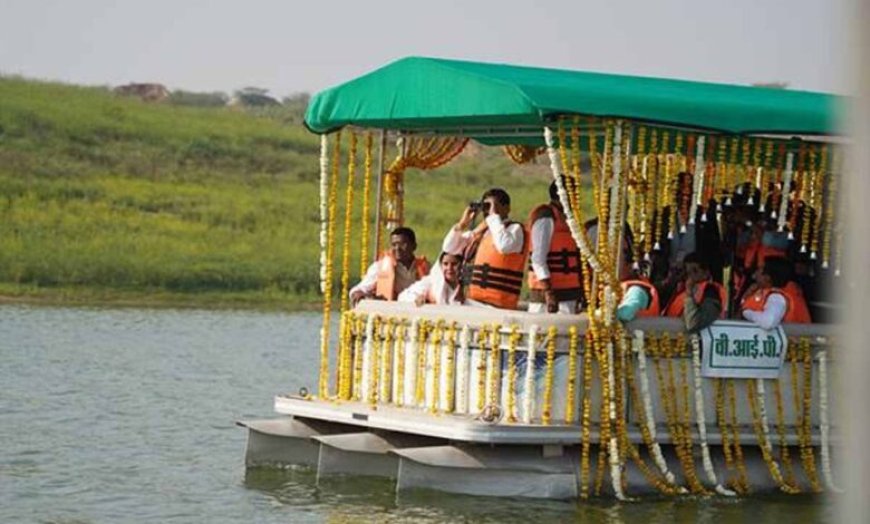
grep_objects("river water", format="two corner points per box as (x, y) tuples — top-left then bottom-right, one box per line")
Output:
(0, 305), (833, 523)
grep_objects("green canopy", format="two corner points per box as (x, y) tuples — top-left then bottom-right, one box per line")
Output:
(305, 57), (842, 140)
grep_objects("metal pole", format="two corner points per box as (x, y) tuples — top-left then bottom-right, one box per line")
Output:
(372, 129), (387, 262)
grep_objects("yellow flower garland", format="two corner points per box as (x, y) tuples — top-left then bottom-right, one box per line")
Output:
(579, 330), (595, 498)
(811, 145), (828, 259)
(565, 325), (579, 424)
(772, 378), (798, 487)
(415, 320), (430, 408)
(395, 321), (407, 407)
(488, 323), (503, 409)
(541, 325), (558, 425)
(430, 320), (444, 413)
(380, 317), (395, 404)
(822, 150), (840, 268)
(505, 324), (521, 423)
(359, 132), (373, 276)
(339, 132), (358, 314)
(367, 316), (382, 406)
(319, 131), (342, 399)
(727, 379), (751, 493)
(476, 325), (490, 414)
(352, 315), (365, 401)
(445, 322), (457, 413)
(745, 378), (800, 493)
(799, 338), (822, 491)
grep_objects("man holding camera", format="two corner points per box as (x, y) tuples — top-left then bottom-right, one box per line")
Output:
(442, 188), (527, 309)
(526, 180), (583, 314)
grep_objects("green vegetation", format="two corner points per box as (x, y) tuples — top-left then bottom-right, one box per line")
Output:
(0, 75), (562, 310)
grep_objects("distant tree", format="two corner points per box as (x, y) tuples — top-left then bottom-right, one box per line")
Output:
(231, 86), (280, 107)
(282, 92), (310, 107)
(168, 90), (229, 107)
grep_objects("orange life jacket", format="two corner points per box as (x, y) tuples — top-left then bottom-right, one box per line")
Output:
(621, 279), (661, 317)
(740, 283), (812, 324)
(468, 222), (528, 309)
(374, 253), (430, 300)
(743, 241), (787, 271)
(526, 203), (582, 291)
(662, 280), (727, 318)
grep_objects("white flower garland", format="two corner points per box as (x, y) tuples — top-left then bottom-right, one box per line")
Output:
(755, 378), (790, 492)
(818, 350), (843, 492)
(523, 325), (539, 423)
(777, 152), (794, 230)
(607, 124), (623, 247)
(543, 127), (609, 282)
(606, 336), (627, 501)
(691, 335), (735, 496)
(689, 137), (706, 226)
(455, 324), (471, 414)
(634, 330), (684, 490)
(319, 135), (329, 294)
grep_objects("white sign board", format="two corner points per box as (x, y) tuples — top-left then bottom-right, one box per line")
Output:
(699, 321), (788, 379)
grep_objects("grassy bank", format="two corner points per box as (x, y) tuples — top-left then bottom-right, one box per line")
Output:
(0, 76), (564, 310)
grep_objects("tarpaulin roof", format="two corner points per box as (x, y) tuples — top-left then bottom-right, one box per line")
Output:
(304, 57), (842, 140)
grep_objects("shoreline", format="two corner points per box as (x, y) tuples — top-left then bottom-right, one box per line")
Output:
(0, 284), (321, 312)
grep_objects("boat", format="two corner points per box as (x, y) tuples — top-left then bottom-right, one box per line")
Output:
(238, 57), (844, 499)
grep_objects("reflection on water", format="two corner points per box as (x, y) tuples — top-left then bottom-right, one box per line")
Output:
(243, 465), (832, 524)
(0, 305), (833, 523)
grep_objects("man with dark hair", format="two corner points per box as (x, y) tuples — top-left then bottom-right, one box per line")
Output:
(740, 256), (812, 328)
(662, 252), (726, 333)
(350, 227), (430, 306)
(443, 187), (527, 309)
(526, 179), (583, 314)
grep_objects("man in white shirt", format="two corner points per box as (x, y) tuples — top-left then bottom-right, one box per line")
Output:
(526, 180), (583, 314)
(442, 188), (527, 309)
(349, 227), (429, 306)
(398, 252), (464, 306)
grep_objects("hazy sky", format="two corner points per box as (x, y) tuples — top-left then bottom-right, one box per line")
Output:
(0, 0), (848, 97)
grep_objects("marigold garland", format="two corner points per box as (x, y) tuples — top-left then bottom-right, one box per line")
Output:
(319, 131), (342, 398)
(772, 378), (797, 487)
(444, 322), (458, 413)
(811, 145), (828, 259)
(542, 325), (558, 425)
(746, 378), (800, 493)
(488, 323), (503, 410)
(822, 150), (840, 268)
(565, 325), (579, 424)
(727, 379), (751, 493)
(798, 338), (822, 491)
(506, 324), (521, 423)
(415, 320), (430, 408)
(359, 132), (374, 275)
(395, 321), (407, 406)
(380, 317), (395, 404)
(475, 325), (490, 414)
(429, 320), (444, 412)
(579, 330), (595, 498)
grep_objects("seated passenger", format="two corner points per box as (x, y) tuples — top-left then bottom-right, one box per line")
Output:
(350, 227), (430, 306)
(443, 188), (527, 309)
(740, 256), (812, 329)
(398, 252), (464, 306)
(617, 261), (661, 322)
(662, 252), (726, 333)
(527, 180), (582, 314)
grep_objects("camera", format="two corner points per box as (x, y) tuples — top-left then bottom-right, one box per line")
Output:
(468, 200), (491, 214)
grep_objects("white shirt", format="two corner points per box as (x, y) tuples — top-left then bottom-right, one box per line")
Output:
(397, 263), (463, 305)
(742, 292), (787, 330)
(442, 214), (525, 256)
(530, 216), (554, 280)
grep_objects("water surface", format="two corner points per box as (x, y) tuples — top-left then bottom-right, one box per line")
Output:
(0, 305), (832, 523)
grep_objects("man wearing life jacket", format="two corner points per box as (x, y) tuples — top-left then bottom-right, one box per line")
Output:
(349, 227), (430, 306)
(617, 260), (661, 322)
(740, 256), (812, 329)
(662, 252), (726, 333)
(442, 188), (527, 309)
(527, 180), (582, 314)
(398, 252), (465, 306)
